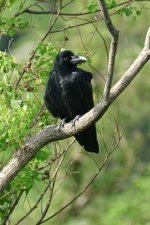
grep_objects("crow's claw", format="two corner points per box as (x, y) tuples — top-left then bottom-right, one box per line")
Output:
(71, 115), (81, 128)
(58, 118), (68, 130)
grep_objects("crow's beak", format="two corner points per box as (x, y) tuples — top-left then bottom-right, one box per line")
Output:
(71, 55), (87, 64)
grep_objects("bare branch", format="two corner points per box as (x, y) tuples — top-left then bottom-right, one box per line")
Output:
(51, 18), (99, 33)
(35, 174), (56, 225)
(98, 0), (118, 36)
(40, 123), (123, 224)
(103, 36), (118, 100)
(13, 0), (134, 17)
(40, 149), (114, 224)
(144, 26), (150, 50)
(98, 0), (119, 102)
(110, 27), (150, 100)
(14, 140), (75, 225)
(35, 142), (68, 225)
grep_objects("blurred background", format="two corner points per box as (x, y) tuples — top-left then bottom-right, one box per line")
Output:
(0, 0), (150, 224)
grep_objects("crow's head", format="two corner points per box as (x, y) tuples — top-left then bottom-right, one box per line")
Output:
(54, 50), (87, 74)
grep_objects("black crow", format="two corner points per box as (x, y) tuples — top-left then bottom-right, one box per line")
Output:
(44, 50), (99, 153)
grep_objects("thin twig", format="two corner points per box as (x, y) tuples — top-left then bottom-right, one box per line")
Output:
(14, 0), (74, 89)
(29, 104), (45, 129)
(35, 139), (74, 224)
(14, 139), (75, 225)
(2, 190), (24, 225)
(51, 18), (99, 33)
(14, 0), (132, 89)
(35, 175), (56, 225)
(91, 22), (109, 60)
(88, 64), (105, 82)
(13, 0), (134, 17)
(40, 149), (115, 224)
(15, 7), (61, 89)
(38, 141), (76, 171)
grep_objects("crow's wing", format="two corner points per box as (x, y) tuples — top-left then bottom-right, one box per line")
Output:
(61, 69), (99, 153)
(61, 69), (94, 118)
(44, 71), (68, 119)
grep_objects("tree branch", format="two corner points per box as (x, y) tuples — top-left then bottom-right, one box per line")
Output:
(98, 0), (119, 102)
(41, 149), (113, 224)
(0, 27), (149, 193)
(110, 27), (150, 99)
(13, 0), (134, 17)
(14, 139), (75, 225)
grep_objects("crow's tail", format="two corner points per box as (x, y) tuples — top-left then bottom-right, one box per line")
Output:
(75, 125), (99, 153)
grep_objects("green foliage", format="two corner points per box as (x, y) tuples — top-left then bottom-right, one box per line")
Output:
(0, 23), (57, 224)
(105, 0), (142, 18)
(10, 147), (51, 194)
(12, 166), (40, 193)
(0, 17), (30, 36)
(33, 42), (59, 80)
(0, 0), (31, 36)
(0, 43), (57, 155)
(1, 0), (16, 8)
(0, 80), (40, 151)
(0, 51), (20, 73)
(0, 187), (14, 223)
(118, 6), (141, 18)
(35, 147), (50, 162)
(106, 0), (116, 9)
(0, 43), (57, 153)
(0, 145), (51, 223)
(87, 1), (98, 13)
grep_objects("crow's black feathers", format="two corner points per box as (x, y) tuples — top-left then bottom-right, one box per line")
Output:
(44, 50), (99, 153)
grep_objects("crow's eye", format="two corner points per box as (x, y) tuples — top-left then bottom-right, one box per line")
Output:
(63, 57), (70, 61)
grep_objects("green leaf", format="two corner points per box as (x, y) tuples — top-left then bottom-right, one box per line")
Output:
(87, 1), (98, 13)
(35, 148), (50, 161)
(123, 7), (133, 17)
(106, 0), (116, 9)
(136, 10), (141, 16)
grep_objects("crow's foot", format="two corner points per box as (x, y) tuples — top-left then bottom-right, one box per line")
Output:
(71, 115), (81, 128)
(58, 118), (68, 130)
